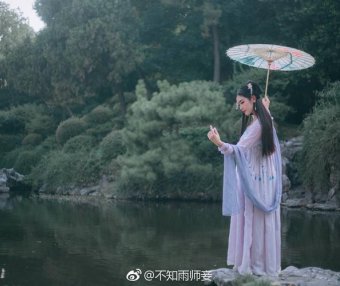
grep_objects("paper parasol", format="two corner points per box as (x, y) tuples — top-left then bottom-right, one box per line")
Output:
(226, 44), (315, 97)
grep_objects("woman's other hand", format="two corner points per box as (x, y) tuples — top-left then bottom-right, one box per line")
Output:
(207, 125), (223, 147)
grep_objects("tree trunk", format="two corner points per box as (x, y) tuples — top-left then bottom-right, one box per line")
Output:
(212, 25), (220, 83)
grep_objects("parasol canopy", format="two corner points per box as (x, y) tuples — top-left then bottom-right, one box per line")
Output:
(226, 44), (315, 97)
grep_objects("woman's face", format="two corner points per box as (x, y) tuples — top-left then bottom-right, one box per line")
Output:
(236, 95), (255, 116)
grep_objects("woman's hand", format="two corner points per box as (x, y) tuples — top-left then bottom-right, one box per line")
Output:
(262, 96), (270, 110)
(207, 125), (223, 147)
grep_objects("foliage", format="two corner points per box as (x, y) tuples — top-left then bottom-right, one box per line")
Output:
(63, 135), (96, 153)
(0, 112), (25, 134)
(98, 130), (126, 162)
(85, 120), (115, 139)
(0, 103), (56, 136)
(0, 1), (34, 60)
(0, 0), (339, 197)
(84, 105), (113, 125)
(29, 148), (106, 190)
(300, 82), (340, 194)
(0, 134), (21, 152)
(55, 117), (87, 145)
(13, 150), (41, 175)
(117, 80), (236, 197)
(31, 0), (142, 112)
(22, 133), (43, 146)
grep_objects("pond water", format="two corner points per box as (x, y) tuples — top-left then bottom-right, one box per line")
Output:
(0, 194), (339, 285)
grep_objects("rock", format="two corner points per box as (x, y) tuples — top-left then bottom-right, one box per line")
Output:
(282, 198), (308, 208)
(278, 266), (340, 286)
(329, 166), (340, 189)
(203, 268), (238, 286)
(281, 156), (289, 176)
(0, 168), (25, 192)
(281, 192), (288, 203)
(306, 202), (340, 211)
(282, 186), (313, 208)
(282, 174), (291, 193)
(79, 185), (100, 196)
(328, 188), (336, 201)
(281, 137), (303, 188)
(205, 266), (340, 286)
(281, 136), (303, 161)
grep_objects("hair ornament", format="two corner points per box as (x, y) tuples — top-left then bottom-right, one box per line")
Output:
(247, 82), (253, 95)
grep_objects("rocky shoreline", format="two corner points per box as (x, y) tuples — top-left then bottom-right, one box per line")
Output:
(205, 266), (340, 286)
(1, 136), (340, 212)
(280, 136), (340, 212)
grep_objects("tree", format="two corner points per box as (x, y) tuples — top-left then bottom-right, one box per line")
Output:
(118, 80), (238, 198)
(0, 1), (34, 60)
(0, 2), (35, 107)
(7, 0), (143, 115)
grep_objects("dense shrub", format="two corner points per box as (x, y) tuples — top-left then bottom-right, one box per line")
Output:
(85, 121), (114, 139)
(98, 130), (126, 161)
(22, 133), (43, 146)
(26, 114), (56, 136)
(0, 148), (21, 169)
(63, 135), (96, 153)
(0, 134), (22, 152)
(55, 117), (87, 145)
(84, 105), (113, 125)
(29, 149), (104, 190)
(14, 150), (40, 174)
(30, 150), (80, 189)
(0, 113), (25, 134)
(117, 80), (233, 197)
(300, 82), (340, 194)
(0, 104), (56, 137)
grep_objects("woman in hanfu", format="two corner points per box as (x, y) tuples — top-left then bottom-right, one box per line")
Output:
(207, 81), (282, 276)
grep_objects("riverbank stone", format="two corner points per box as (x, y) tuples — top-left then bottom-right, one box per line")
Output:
(205, 266), (340, 286)
(0, 168), (24, 192)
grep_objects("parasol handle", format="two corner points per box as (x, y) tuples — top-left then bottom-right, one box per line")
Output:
(264, 61), (271, 98)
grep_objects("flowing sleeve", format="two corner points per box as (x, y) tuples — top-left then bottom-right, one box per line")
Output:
(221, 122), (282, 216)
(218, 120), (261, 155)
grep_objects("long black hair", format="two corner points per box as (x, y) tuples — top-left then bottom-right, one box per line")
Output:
(238, 81), (275, 156)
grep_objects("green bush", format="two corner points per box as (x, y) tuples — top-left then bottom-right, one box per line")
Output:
(0, 112), (25, 134)
(26, 114), (56, 136)
(84, 105), (113, 125)
(34, 136), (58, 153)
(0, 148), (21, 168)
(14, 150), (40, 174)
(55, 117), (87, 145)
(63, 135), (96, 153)
(0, 104), (56, 137)
(29, 148), (106, 190)
(117, 80), (233, 197)
(99, 130), (126, 161)
(22, 133), (43, 146)
(30, 150), (80, 189)
(300, 82), (340, 194)
(85, 121), (115, 139)
(0, 134), (22, 152)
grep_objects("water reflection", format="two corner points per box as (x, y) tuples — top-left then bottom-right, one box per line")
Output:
(281, 208), (340, 271)
(0, 195), (339, 286)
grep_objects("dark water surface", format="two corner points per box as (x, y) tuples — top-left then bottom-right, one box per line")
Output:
(0, 194), (339, 286)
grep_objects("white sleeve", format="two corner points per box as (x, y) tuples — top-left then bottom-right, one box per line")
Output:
(218, 143), (233, 155)
(217, 121), (261, 155)
(237, 120), (261, 149)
